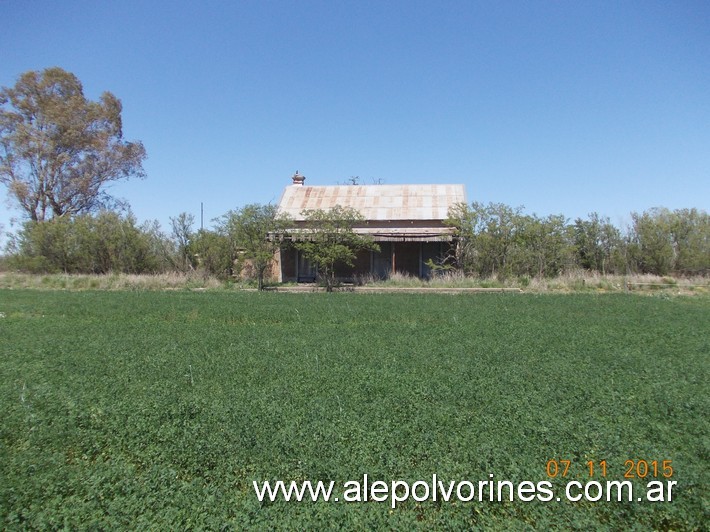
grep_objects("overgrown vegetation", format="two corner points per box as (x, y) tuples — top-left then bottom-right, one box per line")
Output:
(0, 270), (707, 295)
(5, 212), (164, 274)
(357, 270), (709, 294)
(3, 204), (707, 286)
(0, 271), (232, 291)
(446, 203), (709, 279)
(1, 291), (707, 528)
(215, 204), (291, 290)
(293, 206), (379, 291)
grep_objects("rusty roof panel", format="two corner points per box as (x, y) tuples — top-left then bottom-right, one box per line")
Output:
(278, 184), (467, 221)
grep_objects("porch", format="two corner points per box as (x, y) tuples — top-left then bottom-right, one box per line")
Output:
(278, 241), (451, 283)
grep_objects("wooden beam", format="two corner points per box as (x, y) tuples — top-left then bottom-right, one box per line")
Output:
(391, 243), (396, 274)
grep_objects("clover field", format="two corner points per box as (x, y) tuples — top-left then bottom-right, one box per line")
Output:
(1, 290), (708, 529)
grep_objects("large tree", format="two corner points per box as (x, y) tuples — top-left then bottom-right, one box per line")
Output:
(0, 67), (146, 221)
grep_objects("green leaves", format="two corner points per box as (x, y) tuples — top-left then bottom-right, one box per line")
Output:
(294, 206), (379, 291)
(629, 207), (710, 275)
(448, 202), (709, 278)
(216, 204), (292, 289)
(0, 67), (146, 221)
(10, 212), (160, 273)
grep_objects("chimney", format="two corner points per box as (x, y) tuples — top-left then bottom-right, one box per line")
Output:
(291, 171), (305, 185)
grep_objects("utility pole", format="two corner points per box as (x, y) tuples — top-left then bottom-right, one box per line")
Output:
(200, 202), (204, 231)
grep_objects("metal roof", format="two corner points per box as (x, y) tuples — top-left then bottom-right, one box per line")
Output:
(277, 184), (467, 221)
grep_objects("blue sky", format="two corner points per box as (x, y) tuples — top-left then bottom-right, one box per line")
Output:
(1, 0), (709, 239)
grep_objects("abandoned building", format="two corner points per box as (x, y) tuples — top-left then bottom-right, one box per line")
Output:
(274, 172), (467, 282)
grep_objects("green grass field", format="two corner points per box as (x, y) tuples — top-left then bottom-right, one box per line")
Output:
(1, 290), (708, 529)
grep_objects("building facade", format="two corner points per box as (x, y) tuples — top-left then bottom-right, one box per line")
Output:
(275, 173), (467, 282)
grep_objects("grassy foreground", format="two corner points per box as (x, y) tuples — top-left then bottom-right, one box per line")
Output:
(1, 270), (708, 294)
(1, 290), (708, 529)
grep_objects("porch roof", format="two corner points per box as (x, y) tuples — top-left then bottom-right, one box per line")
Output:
(283, 226), (456, 242)
(353, 226), (455, 242)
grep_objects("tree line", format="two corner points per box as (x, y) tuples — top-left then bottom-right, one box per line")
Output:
(447, 203), (708, 278)
(2, 204), (381, 292)
(3, 203), (707, 283)
(1, 68), (708, 285)
(2, 206), (289, 287)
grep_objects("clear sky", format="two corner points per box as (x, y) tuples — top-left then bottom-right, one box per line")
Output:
(1, 0), (709, 239)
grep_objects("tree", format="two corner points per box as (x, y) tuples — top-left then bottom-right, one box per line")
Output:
(293, 206), (379, 292)
(628, 207), (710, 276)
(170, 212), (195, 273)
(10, 211), (160, 274)
(446, 201), (525, 278)
(216, 204), (291, 290)
(629, 208), (675, 275)
(669, 208), (709, 275)
(445, 202), (484, 275)
(512, 213), (572, 277)
(573, 213), (624, 274)
(141, 219), (180, 273)
(0, 67), (146, 221)
(188, 229), (232, 278)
